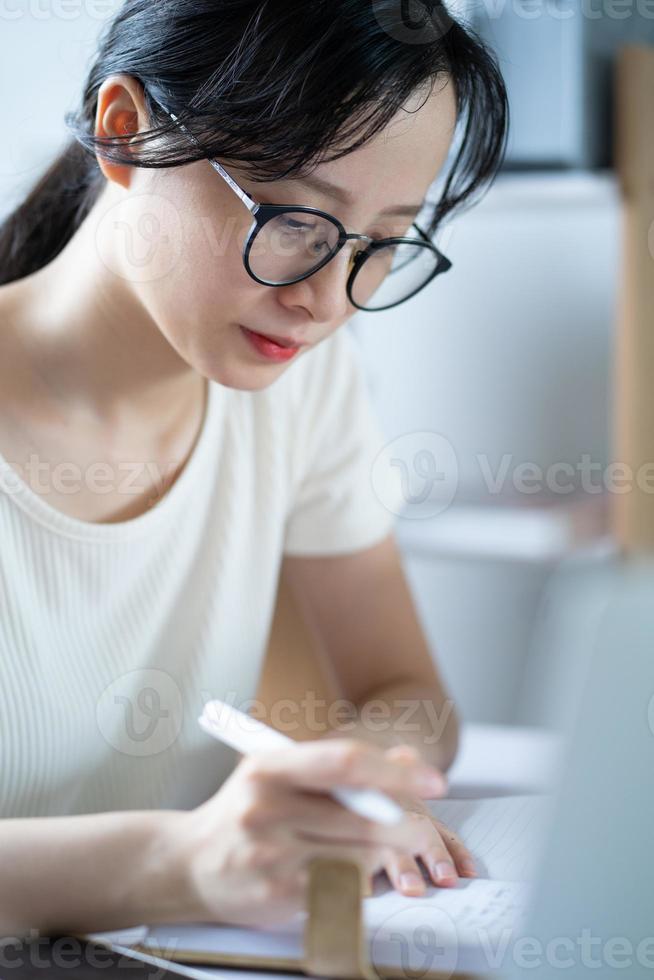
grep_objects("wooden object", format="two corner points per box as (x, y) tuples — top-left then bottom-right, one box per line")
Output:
(613, 45), (654, 552)
(302, 858), (381, 980)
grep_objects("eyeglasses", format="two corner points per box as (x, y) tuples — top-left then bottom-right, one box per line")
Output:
(149, 97), (453, 312)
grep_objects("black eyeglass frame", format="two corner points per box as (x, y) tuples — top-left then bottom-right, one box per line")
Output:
(149, 96), (453, 312)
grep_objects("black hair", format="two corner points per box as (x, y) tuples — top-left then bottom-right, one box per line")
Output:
(0, 0), (508, 288)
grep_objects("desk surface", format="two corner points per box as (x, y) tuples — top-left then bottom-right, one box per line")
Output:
(447, 721), (562, 798)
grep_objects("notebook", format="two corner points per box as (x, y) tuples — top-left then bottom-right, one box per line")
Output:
(88, 793), (554, 978)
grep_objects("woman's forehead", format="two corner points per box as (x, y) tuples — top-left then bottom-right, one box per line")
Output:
(306, 82), (457, 200)
(233, 81), (456, 205)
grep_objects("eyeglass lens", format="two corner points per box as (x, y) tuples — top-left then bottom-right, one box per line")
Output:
(246, 212), (440, 310)
(247, 212), (340, 284)
(349, 241), (441, 311)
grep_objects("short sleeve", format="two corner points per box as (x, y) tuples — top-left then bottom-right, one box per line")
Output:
(282, 327), (400, 556)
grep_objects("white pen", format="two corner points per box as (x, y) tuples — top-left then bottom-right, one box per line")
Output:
(198, 698), (405, 826)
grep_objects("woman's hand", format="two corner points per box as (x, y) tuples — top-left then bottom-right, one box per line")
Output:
(166, 737), (448, 929)
(374, 745), (477, 896)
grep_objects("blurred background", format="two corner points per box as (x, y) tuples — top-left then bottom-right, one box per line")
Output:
(1, 1), (652, 735)
(352, 2), (654, 735)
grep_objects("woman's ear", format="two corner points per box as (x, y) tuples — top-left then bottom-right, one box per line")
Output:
(94, 74), (150, 189)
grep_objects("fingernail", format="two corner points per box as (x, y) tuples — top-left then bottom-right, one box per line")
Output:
(460, 858), (477, 876)
(435, 861), (457, 881)
(399, 872), (425, 893)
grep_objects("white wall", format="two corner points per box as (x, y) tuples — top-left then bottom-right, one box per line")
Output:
(0, 1), (121, 222)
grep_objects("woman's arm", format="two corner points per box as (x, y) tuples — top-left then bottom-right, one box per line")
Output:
(280, 532), (460, 771)
(278, 535), (474, 896)
(0, 809), (186, 937)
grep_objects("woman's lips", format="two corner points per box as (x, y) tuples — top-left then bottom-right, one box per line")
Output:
(239, 325), (302, 362)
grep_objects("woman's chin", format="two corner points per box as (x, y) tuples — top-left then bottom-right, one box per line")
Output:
(199, 356), (292, 392)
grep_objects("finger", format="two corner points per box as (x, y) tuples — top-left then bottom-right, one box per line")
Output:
(385, 746), (449, 798)
(419, 829), (462, 887)
(244, 738), (446, 799)
(432, 821), (477, 878)
(382, 851), (429, 897)
(248, 788), (435, 854)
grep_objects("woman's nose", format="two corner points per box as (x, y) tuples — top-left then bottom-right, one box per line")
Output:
(279, 243), (361, 322)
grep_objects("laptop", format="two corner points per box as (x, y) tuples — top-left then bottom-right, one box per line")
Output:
(505, 556), (654, 979)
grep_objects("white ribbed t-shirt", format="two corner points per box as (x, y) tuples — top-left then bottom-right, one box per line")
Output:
(0, 327), (399, 819)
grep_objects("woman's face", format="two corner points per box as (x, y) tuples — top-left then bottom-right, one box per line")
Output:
(94, 77), (457, 391)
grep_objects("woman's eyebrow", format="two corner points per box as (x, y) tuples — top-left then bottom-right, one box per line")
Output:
(282, 173), (423, 218)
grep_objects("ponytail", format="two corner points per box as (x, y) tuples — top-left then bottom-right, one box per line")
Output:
(0, 140), (102, 287)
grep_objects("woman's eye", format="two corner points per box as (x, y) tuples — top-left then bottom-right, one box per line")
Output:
(284, 218), (315, 231)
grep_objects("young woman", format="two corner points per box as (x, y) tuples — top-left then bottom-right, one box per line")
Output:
(0, 0), (507, 936)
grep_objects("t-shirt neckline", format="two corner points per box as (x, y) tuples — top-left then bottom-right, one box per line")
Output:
(0, 378), (218, 543)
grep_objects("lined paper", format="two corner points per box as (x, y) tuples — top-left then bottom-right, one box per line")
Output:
(424, 793), (554, 882)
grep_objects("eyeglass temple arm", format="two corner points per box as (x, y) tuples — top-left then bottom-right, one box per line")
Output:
(412, 221), (450, 265)
(150, 95), (258, 214)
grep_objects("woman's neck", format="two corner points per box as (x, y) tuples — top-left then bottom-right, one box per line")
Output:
(0, 184), (202, 431)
